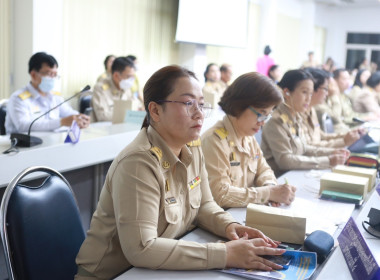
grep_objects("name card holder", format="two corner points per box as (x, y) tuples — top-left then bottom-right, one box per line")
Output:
(64, 120), (80, 144)
(338, 217), (380, 280)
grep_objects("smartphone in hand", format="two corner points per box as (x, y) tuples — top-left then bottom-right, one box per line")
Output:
(84, 107), (93, 116)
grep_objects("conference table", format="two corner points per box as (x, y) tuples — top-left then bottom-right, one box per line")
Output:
(1, 110), (379, 279)
(114, 170), (380, 280)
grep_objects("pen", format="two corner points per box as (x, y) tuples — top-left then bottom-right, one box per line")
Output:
(284, 177), (289, 185)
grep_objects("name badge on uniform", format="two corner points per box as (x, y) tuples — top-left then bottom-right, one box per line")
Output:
(32, 105), (41, 114)
(189, 176), (201, 190)
(165, 197), (177, 204)
(230, 161), (240, 166)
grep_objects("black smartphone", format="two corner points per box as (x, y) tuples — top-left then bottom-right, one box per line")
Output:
(263, 255), (293, 269)
(84, 107), (93, 116)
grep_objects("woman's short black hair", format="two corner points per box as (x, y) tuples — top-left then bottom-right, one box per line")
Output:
(278, 69), (314, 92)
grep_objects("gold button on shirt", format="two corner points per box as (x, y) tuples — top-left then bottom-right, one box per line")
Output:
(201, 115), (277, 208)
(75, 126), (235, 280)
(261, 103), (333, 177)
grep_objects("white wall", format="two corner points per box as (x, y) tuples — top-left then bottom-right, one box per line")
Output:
(315, 4), (380, 68)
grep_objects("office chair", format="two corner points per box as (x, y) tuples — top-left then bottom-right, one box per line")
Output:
(0, 166), (85, 280)
(319, 112), (334, 133)
(79, 94), (92, 114)
(0, 104), (6, 135)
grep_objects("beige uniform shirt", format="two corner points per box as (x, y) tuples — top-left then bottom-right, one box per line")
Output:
(314, 94), (350, 133)
(201, 116), (276, 208)
(301, 108), (346, 148)
(96, 72), (110, 83)
(202, 81), (225, 105)
(92, 77), (133, 122)
(352, 87), (380, 115)
(348, 85), (362, 103)
(261, 103), (333, 176)
(76, 126), (236, 280)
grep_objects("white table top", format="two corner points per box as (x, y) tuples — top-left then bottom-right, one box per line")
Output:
(115, 170), (378, 280)
(0, 110), (225, 187)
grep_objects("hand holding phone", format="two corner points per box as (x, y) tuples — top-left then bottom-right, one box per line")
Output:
(84, 107), (93, 116)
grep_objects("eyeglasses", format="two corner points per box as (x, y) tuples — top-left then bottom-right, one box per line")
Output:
(156, 99), (212, 118)
(249, 106), (272, 123)
(37, 71), (60, 79)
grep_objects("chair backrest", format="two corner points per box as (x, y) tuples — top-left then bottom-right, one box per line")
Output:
(0, 166), (85, 280)
(319, 112), (334, 133)
(79, 94), (92, 114)
(0, 105), (6, 135)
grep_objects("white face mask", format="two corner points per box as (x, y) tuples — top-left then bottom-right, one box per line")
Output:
(39, 76), (55, 93)
(119, 77), (135, 91)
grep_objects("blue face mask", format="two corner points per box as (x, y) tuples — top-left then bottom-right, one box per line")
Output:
(39, 76), (55, 93)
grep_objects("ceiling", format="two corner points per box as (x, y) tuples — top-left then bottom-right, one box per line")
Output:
(314, 0), (380, 7)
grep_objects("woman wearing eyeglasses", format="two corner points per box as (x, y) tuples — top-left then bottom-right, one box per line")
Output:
(301, 68), (361, 148)
(261, 69), (349, 177)
(75, 66), (285, 280)
(201, 73), (296, 208)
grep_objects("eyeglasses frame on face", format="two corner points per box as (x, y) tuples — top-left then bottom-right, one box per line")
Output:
(156, 99), (212, 118)
(37, 70), (60, 79)
(248, 106), (272, 123)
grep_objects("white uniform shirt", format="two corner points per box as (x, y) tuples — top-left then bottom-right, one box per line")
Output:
(5, 83), (78, 134)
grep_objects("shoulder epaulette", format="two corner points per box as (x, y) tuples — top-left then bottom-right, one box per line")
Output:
(214, 127), (228, 140)
(102, 83), (110, 91)
(150, 146), (162, 161)
(18, 91), (32, 100)
(52, 91), (61, 96)
(280, 114), (289, 124)
(187, 138), (201, 147)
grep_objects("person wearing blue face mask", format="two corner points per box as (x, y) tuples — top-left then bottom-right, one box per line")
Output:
(5, 52), (90, 134)
(92, 56), (141, 122)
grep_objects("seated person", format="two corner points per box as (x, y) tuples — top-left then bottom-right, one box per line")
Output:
(268, 64), (281, 84)
(352, 71), (380, 117)
(219, 63), (233, 93)
(5, 52), (90, 134)
(303, 68), (361, 148)
(96, 54), (115, 83)
(201, 72), (296, 208)
(126, 54), (143, 103)
(92, 57), (136, 121)
(261, 69), (349, 177)
(349, 69), (371, 103)
(75, 65), (285, 280)
(202, 63), (225, 106)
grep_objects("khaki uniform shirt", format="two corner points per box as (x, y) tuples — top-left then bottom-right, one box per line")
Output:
(92, 77), (133, 122)
(218, 80), (229, 95)
(202, 81), (225, 105)
(76, 126), (235, 280)
(314, 94), (350, 133)
(301, 108), (345, 148)
(96, 72), (110, 83)
(261, 103), (333, 177)
(201, 116), (276, 208)
(352, 87), (380, 115)
(348, 85), (362, 104)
